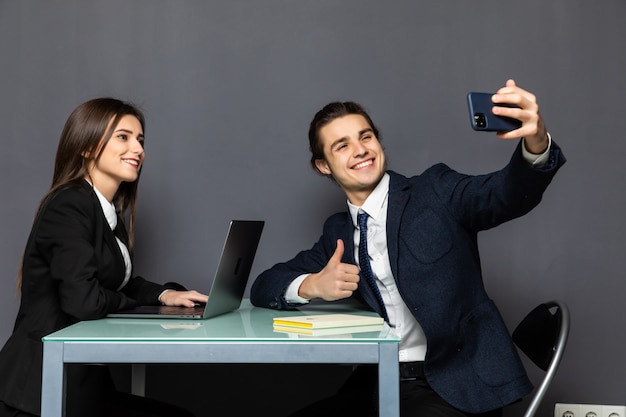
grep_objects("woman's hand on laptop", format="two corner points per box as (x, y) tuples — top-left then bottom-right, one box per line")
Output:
(159, 290), (209, 307)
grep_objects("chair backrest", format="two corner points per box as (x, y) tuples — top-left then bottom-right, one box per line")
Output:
(511, 300), (570, 417)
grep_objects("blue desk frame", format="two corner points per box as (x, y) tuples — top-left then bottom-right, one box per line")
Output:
(41, 301), (400, 417)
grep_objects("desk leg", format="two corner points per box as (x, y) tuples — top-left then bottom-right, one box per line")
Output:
(131, 364), (146, 397)
(41, 342), (65, 417)
(378, 343), (399, 417)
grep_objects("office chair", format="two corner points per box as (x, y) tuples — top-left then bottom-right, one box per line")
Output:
(511, 300), (570, 417)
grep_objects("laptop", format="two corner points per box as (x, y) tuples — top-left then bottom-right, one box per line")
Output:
(107, 220), (264, 320)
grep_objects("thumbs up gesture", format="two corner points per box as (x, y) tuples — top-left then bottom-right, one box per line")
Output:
(298, 239), (361, 301)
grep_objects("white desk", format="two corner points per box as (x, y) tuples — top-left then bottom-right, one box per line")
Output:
(41, 300), (400, 417)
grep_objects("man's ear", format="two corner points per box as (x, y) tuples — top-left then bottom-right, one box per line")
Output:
(314, 159), (331, 175)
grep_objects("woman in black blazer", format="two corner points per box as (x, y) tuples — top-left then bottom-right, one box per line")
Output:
(0, 98), (207, 417)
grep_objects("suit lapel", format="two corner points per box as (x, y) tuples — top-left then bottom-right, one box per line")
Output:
(386, 172), (410, 280)
(333, 212), (353, 265)
(88, 190), (128, 283)
(113, 217), (129, 246)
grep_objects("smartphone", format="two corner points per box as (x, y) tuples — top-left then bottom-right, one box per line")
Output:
(467, 92), (522, 132)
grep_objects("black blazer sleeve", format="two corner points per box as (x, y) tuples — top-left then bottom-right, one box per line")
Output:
(0, 183), (182, 414)
(26, 185), (171, 319)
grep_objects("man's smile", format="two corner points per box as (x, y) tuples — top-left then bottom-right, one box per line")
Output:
(352, 159), (374, 170)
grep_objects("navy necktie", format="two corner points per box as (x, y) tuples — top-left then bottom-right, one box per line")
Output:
(357, 212), (388, 322)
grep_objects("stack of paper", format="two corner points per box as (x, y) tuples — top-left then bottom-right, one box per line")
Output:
(273, 314), (384, 336)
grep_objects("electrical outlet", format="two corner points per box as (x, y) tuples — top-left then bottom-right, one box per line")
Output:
(603, 405), (626, 417)
(581, 404), (603, 417)
(556, 403), (579, 417)
(555, 403), (626, 417)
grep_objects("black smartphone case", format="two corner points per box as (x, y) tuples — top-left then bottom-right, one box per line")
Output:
(467, 92), (522, 132)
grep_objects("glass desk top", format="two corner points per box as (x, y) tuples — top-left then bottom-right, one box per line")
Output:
(43, 299), (400, 343)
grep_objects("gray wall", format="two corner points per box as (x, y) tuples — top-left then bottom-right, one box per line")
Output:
(1, 0), (624, 415)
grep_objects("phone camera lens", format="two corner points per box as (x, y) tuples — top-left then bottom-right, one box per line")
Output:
(474, 113), (486, 128)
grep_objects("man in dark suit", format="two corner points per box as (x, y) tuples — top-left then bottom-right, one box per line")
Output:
(250, 80), (566, 416)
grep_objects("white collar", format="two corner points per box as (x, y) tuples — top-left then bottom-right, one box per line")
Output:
(84, 179), (117, 230)
(348, 173), (390, 227)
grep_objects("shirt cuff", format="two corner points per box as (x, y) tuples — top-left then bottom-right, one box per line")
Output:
(285, 274), (311, 304)
(521, 132), (552, 167)
(158, 289), (174, 305)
